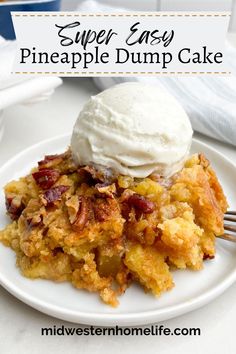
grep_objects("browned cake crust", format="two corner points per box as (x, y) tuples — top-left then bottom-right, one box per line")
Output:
(0, 151), (228, 306)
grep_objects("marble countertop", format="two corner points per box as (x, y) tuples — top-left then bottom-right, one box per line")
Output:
(0, 78), (235, 354)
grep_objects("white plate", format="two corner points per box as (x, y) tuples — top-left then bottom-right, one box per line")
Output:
(0, 135), (236, 326)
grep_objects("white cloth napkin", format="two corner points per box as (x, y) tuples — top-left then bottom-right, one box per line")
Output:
(77, 0), (124, 12)
(0, 36), (62, 110)
(78, 0), (236, 147)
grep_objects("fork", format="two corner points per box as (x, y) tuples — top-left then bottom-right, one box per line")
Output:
(218, 211), (236, 242)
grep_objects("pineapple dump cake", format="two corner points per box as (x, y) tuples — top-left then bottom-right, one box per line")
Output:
(0, 83), (228, 306)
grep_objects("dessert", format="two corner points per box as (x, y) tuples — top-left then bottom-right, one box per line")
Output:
(71, 82), (193, 178)
(0, 83), (228, 307)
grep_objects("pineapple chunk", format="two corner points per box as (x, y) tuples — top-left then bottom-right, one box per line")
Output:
(131, 178), (163, 202)
(125, 243), (173, 296)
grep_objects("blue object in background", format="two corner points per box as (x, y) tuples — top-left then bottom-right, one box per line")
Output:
(0, 0), (61, 40)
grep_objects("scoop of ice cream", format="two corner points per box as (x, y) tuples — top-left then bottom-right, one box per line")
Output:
(71, 82), (193, 178)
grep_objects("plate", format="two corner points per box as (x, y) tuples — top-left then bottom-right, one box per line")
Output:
(0, 135), (236, 326)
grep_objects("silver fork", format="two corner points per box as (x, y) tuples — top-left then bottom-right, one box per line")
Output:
(218, 211), (236, 242)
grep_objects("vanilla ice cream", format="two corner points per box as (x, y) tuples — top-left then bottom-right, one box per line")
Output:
(71, 82), (193, 178)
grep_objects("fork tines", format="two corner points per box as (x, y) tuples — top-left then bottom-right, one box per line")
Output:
(224, 224), (236, 232)
(219, 233), (236, 243)
(224, 212), (236, 223)
(225, 211), (236, 216)
(220, 211), (236, 243)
